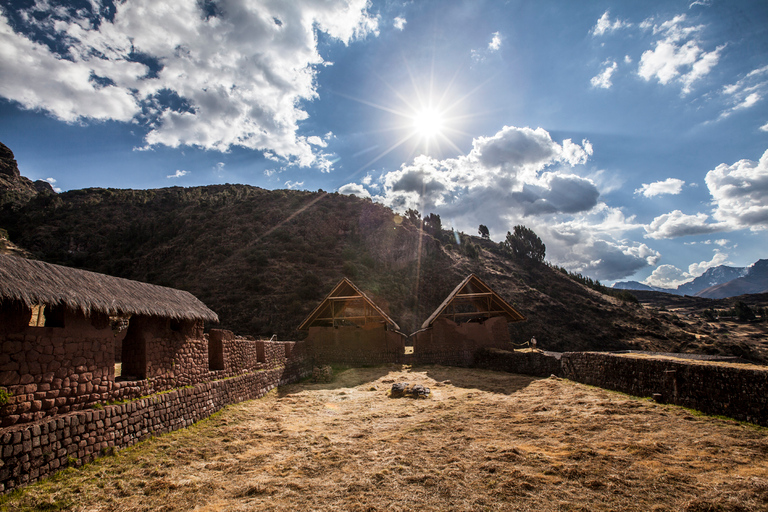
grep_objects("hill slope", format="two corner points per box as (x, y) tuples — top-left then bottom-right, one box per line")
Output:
(0, 142), (759, 358)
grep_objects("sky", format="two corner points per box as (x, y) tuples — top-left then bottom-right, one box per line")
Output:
(0, 0), (767, 288)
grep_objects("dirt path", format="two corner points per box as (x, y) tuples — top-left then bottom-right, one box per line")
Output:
(3, 365), (768, 511)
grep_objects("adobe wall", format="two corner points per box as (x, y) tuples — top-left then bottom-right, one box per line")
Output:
(305, 325), (405, 366)
(413, 316), (512, 366)
(473, 349), (768, 427)
(0, 365), (304, 494)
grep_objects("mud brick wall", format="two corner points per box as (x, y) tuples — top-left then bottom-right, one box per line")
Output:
(414, 317), (513, 366)
(474, 348), (562, 377)
(305, 326), (405, 366)
(0, 367), (298, 494)
(0, 312), (115, 427)
(559, 352), (768, 427)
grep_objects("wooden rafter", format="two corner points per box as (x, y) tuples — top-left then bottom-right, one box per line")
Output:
(421, 274), (525, 329)
(297, 278), (399, 331)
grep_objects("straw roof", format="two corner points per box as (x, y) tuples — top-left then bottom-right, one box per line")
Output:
(0, 254), (218, 322)
(298, 277), (400, 331)
(421, 274), (525, 329)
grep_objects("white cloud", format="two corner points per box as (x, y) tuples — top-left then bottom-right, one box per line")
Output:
(346, 124), (656, 279)
(688, 250), (729, 276)
(717, 66), (768, 120)
(306, 136), (328, 148)
(167, 170), (189, 179)
(393, 17), (406, 31)
(591, 61), (618, 89)
(338, 182), (371, 198)
(488, 32), (502, 51)
(643, 250), (728, 288)
(761, 122), (768, 132)
(634, 178), (685, 197)
(44, 177), (63, 193)
(637, 14), (724, 95)
(284, 180), (305, 190)
(644, 149), (768, 238)
(644, 210), (726, 239)
(0, 1), (378, 167)
(706, 148), (768, 230)
(591, 11), (631, 36)
(644, 264), (689, 288)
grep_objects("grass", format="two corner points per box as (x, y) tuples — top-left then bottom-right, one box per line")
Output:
(2, 365), (768, 511)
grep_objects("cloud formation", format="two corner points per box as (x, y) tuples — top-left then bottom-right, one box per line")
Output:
(393, 17), (406, 31)
(591, 61), (618, 89)
(591, 11), (631, 36)
(717, 65), (768, 121)
(0, 1), (378, 167)
(339, 124), (659, 279)
(488, 32), (502, 51)
(644, 149), (768, 239)
(706, 148), (768, 230)
(635, 178), (685, 197)
(167, 170), (189, 179)
(637, 14), (724, 95)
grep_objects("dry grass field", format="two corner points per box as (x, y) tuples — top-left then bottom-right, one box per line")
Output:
(2, 365), (768, 511)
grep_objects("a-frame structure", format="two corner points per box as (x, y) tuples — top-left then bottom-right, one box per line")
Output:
(421, 274), (525, 329)
(298, 278), (400, 331)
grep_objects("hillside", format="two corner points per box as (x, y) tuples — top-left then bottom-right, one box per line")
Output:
(0, 142), (763, 360)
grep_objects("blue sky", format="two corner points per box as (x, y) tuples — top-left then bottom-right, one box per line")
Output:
(0, 0), (766, 287)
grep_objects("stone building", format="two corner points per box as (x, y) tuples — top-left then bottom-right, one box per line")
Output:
(0, 254), (219, 426)
(298, 277), (406, 365)
(412, 274), (526, 365)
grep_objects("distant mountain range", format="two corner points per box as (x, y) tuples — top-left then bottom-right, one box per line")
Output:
(612, 261), (768, 299)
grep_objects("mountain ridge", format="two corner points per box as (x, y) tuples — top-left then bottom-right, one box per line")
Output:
(0, 141), (764, 361)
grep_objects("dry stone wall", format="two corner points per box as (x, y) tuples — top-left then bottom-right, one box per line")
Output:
(0, 366), (304, 494)
(474, 349), (768, 427)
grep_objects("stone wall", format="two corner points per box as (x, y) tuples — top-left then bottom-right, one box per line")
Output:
(0, 310), (116, 427)
(474, 348), (562, 377)
(559, 352), (768, 427)
(474, 349), (768, 427)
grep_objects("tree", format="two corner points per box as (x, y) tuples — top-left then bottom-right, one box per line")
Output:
(478, 224), (490, 239)
(423, 213), (443, 240)
(405, 208), (421, 226)
(733, 301), (755, 321)
(505, 225), (545, 262)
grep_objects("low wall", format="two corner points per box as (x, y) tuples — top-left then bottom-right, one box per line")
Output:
(560, 352), (768, 426)
(474, 348), (562, 377)
(474, 349), (768, 427)
(0, 364), (309, 494)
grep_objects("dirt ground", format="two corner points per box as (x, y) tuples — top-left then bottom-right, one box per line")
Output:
(3, 365), (768, 511)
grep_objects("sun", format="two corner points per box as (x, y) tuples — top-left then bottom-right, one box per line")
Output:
(412, 107), (445, 139)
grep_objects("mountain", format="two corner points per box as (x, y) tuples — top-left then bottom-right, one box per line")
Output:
(0, 140), (760, 360)
(696, 260), (768, 299)
(677, 265), (748, 296)
(611, 281), (664, 292)
(0, 142), (55, 208)
(612, 264), (749, 297)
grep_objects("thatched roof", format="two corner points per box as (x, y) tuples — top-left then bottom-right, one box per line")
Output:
(421, 274), (525, 328)
(0, 254), (218, 322)
(298, 277), (400, 331)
